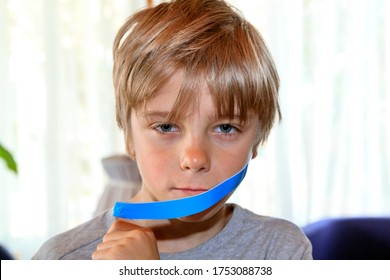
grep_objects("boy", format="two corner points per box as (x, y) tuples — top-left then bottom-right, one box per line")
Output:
(33, 0), (312, 260)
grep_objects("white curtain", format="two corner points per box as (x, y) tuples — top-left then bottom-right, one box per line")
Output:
(229, 0), (390, 225)
(1, 0), (389, 259)
(0, 0), (145, 259)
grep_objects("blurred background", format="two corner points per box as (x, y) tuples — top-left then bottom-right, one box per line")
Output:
(1, 0), (389, 259)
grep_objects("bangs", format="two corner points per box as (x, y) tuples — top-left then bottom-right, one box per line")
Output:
(165, 65), (253, 125)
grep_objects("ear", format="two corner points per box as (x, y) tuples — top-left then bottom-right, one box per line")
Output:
(251, 146), (258, 159)
(251, 133), (262, 159)
(124, 129), (136, 160)
(251, 127), (265, 159)
(126, 143), (136, 160)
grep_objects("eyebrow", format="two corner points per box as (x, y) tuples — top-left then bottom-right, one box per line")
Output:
(209, 113), (242, 120)
(139, 111), (171, 119)
(208, 112), (248, 125)
(138, 110), (248, 124)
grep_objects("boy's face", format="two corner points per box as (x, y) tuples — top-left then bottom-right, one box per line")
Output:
(126, 72), (260, 222)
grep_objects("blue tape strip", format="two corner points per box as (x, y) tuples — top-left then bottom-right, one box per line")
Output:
(112, 162), (248, 220)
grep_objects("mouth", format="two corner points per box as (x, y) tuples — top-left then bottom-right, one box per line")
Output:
(172, 187), (209, 196)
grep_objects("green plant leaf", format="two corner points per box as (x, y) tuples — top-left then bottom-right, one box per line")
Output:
(0, 143), (18, 174)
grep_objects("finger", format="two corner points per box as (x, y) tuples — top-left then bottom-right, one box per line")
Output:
(102, 228), (149, 243)
(92, 247), (119, 260)
(96, 239), (119, 251)
(92, 219), (160, 260)
(107, 219), (151, 233)
(93, 236), (160, 260)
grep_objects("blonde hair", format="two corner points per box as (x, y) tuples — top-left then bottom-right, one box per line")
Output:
(113, 0), (280, 144)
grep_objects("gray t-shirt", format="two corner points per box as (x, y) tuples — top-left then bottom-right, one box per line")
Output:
(32, 204), (312, 260)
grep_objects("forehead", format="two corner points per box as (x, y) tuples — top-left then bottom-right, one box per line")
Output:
(135, 68), (254, 124)
(145, 71), (186, 109)
(140, 71), (213, 119)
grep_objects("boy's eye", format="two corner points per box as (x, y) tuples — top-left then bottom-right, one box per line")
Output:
(216, 124), (237, 134)
(155, 123), (178, 133)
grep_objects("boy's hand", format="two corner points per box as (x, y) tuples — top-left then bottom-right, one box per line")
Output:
(92, 220), (160, 260)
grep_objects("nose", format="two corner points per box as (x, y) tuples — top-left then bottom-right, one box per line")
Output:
(180, 140), (211, 173)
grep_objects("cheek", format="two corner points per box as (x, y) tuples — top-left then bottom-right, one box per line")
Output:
(216, 145), (252, 174)
(136, 149), (173, 184)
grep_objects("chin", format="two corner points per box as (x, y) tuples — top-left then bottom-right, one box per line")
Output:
(176, 212), (214, 223)
(176, 201), (227, 223)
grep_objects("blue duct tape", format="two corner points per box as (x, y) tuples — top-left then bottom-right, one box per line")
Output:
(112, 162), (249, 220)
